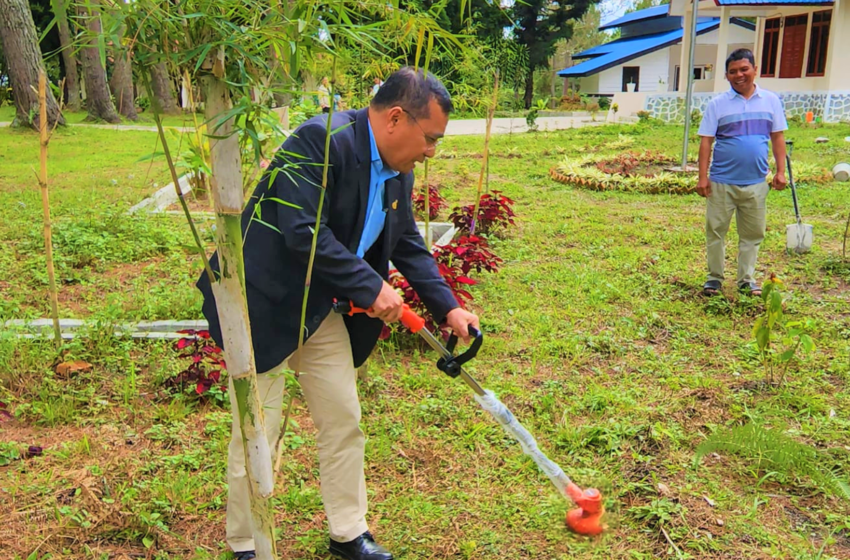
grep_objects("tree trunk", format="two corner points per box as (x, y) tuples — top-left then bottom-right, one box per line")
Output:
(52, 0), (80, 111)
(203, 69), (278, 560)
(0, 0), (66, 129)
(78, 1), (120, 123)
(109, 23), (138, 120)
(523, 67), (534, 109)
(151, 61), (180, 114)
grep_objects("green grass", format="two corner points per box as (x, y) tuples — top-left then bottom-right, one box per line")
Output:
(0, 104), (196, 127)
(2, 119), (850, 559)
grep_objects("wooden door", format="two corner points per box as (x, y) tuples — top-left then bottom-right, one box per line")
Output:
(779, 15), (809, 78)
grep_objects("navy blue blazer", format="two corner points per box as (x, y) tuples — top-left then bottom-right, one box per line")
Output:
(196, 108), (459, 372)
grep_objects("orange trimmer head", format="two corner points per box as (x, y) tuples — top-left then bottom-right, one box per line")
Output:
(565, 482), (606, 535)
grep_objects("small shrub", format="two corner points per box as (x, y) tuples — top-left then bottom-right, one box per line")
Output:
(752, 275), (815, 386)
(690, 108), (702, 127)
(525, 108), (539, 132)
(636, 110), (652, 122)
(432, 235), (502, 275)
(167, 330), (228, 403)
(597, 97), (611, 111)
(412, 183), (447, 220)
(449, 191), (516, 236)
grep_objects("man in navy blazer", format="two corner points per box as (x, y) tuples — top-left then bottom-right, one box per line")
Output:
(197, 68), (480, 560)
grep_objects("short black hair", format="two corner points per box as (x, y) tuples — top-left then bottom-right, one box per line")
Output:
(726, 48), (755, 71)
(371, 67), (453, 118)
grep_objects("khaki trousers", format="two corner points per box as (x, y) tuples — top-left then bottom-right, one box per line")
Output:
(226, 313), (368, 552)
(706, 181), (769, 286)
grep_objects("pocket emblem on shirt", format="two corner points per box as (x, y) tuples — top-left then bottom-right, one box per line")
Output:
(391, 199), (398, 210)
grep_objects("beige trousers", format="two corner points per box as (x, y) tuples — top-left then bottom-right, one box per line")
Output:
(226, 313), (368, 552)
(706, 180), (769, 286)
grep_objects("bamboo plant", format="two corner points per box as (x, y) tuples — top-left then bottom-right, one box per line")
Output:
(108, 2), (474, 557)
(36, 71), (62, 347)
(471, 72), (499, 235)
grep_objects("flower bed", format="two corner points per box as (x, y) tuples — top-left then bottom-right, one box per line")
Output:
(550, 151), (696, 195)
(550, 150), (832, 195)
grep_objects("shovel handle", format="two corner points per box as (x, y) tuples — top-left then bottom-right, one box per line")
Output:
(332, 300), (426, 333)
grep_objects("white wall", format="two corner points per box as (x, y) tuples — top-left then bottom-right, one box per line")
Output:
(576, 74), (600, 94)
(594, 49), (670, 94)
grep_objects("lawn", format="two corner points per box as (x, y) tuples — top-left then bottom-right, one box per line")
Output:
(2, 118), (850, 559)
(0, 104), (196, 128)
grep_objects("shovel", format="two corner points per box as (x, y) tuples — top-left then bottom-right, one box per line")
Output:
(784, 140), (813, 254)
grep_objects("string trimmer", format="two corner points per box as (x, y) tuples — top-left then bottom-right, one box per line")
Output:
(333, 301), (606, 535)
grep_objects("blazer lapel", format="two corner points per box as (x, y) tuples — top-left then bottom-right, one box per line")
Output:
(349, 108), (372, 254)
(380, 177), (403, 262)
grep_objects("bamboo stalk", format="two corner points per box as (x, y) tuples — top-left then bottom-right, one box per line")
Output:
(184, 68), (210, 202)
(203, 65), (278, 560)
(470, 72), (499, 235)
(141, 68), (214, 283)
(37, 71), (62, 348)
(424, 159), (431, 248)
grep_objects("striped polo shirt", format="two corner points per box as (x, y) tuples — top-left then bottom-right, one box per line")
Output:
(698, 85), (788, 186)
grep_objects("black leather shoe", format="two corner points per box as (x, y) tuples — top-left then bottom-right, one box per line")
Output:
(329, 531), (393, 560)
(233, 552), (256, 560)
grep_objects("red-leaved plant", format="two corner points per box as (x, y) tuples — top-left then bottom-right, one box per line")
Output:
(385, 234), (502, 340)
(450, 191), (516, 236)
(168, 329), (227, 398)
(0, 401), (11, 422)
(412, 183), (447, 220)
(433, 235), (502, 275)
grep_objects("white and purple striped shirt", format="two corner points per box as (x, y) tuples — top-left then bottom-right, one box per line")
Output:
(698, 85), (788, 186)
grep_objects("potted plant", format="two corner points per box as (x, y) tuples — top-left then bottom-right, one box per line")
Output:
(626, 80), (636, 93)
(704, 64), (713, 80)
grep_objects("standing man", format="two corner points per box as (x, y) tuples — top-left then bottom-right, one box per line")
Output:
(318, 76), (331, 113)
(697, 48), (788, 297)
(197, 68), (479, 560)
(370, 77), (383, 98)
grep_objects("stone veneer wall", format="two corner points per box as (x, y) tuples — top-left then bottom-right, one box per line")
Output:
(644, 91), (850, 123)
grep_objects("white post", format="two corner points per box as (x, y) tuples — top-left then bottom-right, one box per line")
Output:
(678, 4), (694, 92)
(714, 7), (731, 92)
(682, 0), (700, 168)
(753, 17), (764, 75)
(824, 0), (846, 90)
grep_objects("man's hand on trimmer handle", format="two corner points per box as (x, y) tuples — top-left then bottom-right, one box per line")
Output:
(368, 281), (405, 323)
(446, 308), (480, 344)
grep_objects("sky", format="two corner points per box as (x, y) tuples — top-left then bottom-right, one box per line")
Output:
(599, 0), (636, 24)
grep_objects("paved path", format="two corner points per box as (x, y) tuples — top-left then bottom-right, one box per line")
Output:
(0, 115), (604, 135)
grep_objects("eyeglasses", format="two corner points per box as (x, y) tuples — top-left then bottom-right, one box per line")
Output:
(401, 108), (441, 148)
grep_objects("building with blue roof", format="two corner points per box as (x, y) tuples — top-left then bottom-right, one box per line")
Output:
(592, 0), (847, 123)
(558, 6), (755, 96)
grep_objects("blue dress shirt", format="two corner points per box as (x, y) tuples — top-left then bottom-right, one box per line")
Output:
(356, 121), (399, 257)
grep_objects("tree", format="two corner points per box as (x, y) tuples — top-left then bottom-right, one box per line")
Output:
(513, 0), (597, 108)
(108, 21), (137, 120)
(150, 61), (180, 115)
(52, 0), (81, 111)
(0, 0), (66, 129)
(77, 0), (120, 122)
(562, 4), (607, 57)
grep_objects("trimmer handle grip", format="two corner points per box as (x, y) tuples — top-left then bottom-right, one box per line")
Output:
(437, 325), (483, 378)
(332, 300), (426, 333)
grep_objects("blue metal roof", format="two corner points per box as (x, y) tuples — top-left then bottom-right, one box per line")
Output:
(716, 0), (831, 4)
(598, 5), (670, 31)
(559, 20), (720, 78)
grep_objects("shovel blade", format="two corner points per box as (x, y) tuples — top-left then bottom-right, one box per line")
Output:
(786, 223), (813, 254)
